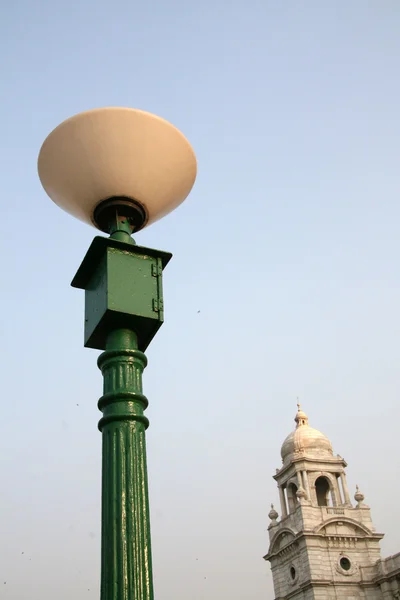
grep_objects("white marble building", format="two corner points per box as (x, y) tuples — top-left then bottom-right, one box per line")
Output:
(264, 405), (400, 599)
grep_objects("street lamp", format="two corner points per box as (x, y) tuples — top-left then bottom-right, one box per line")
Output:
(38, 107), (197, 600)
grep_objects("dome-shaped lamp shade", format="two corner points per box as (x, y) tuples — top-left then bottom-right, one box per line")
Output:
(38, 107), (197, 231)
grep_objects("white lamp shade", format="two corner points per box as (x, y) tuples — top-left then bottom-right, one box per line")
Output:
(38, 107), (197, 230)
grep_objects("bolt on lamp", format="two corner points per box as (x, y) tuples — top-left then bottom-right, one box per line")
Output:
(37, 107), (197, 600)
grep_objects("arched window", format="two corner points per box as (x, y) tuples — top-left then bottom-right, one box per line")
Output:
(315, 476), (332, 507)
(287, 482), (299, 512)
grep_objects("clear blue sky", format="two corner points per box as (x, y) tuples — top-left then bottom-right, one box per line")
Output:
(1, 2), (400, 599)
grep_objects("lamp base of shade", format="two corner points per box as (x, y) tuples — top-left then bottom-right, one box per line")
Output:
(93, 197), (147, 234)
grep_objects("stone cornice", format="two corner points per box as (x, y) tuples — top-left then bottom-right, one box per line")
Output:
(272, 578), (383, 599)
(374, 570), (400, 585)
(274, 455), (347, 479)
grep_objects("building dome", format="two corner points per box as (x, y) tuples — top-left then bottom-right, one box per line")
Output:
(280, 404), (333, 465)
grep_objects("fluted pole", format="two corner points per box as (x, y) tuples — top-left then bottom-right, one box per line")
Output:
(98, 328), (153, 600)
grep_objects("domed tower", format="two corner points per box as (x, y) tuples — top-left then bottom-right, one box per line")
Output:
(278, 404), (351, 513)
(264, 405), (385, 600)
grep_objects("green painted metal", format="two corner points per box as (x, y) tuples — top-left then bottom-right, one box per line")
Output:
(98, 328), (153, 600)
(71, 216), (172, 600)
(72, 236), (172, 351)
(108, 215), (136, 245)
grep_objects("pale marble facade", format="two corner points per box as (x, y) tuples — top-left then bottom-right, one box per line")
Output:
(264, 406), (400, 599)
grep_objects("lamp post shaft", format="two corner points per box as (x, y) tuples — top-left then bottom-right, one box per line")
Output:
(71, 224), (171, 599)
(98, 328), (154, 600)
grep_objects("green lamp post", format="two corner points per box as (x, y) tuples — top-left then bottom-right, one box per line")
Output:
(37, 107), (197, 600)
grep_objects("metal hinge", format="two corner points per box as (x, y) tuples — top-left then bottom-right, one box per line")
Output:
(151, 263), (162, 277)
(152, 298), (163, 313)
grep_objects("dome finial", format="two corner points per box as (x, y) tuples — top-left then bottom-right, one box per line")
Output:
(295, 402), (309, 428)
(354, 485), (365, 507)
(268, 504), (279, 528)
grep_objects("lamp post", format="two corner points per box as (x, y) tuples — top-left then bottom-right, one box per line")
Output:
(38, 107), (197, 600)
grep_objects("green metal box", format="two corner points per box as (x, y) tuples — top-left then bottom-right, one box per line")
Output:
(71, 236), (172, 351)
